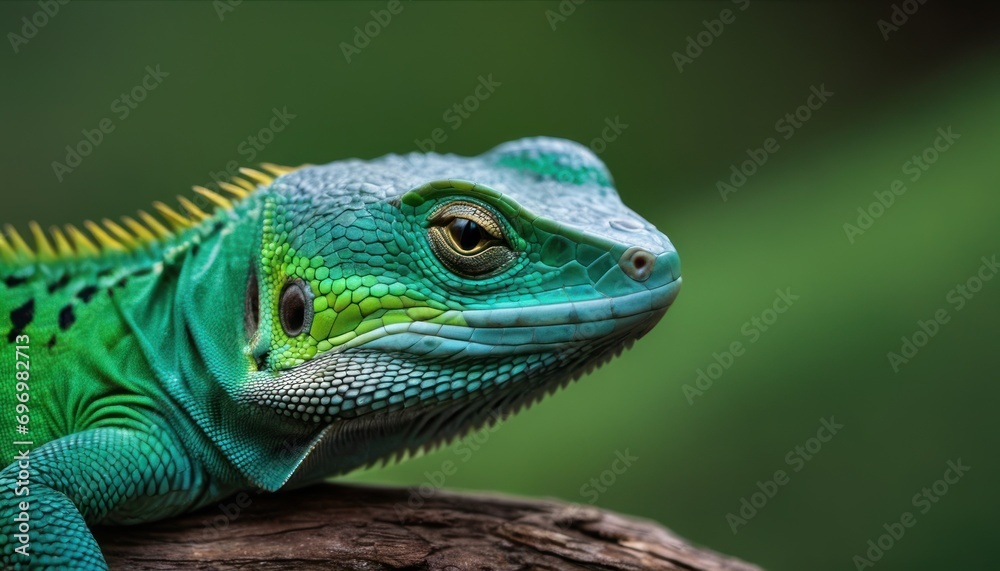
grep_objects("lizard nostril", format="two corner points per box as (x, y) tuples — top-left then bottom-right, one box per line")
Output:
(619, 247), (655, 282)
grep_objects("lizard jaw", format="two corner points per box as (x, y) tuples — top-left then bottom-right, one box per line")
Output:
(241, 274), (680, 421)
(238, 275), (679, 486)
(280, 297), (673, 487)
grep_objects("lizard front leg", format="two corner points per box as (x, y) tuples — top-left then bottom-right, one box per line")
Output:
(0, 426), (199, 570)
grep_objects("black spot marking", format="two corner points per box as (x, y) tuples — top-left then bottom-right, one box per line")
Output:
(76, 285), (98, 303)
(133, 267), (152, 277)
(4, 275), (28, 287)
(97, 267), (114, 278)
(58, 305), (76, 330)
(106, 287), (115, 298)
(47, 274), (71, 293)
(7, 298), (35, 343)
(115, 277), (128, 288)
(46, 335), (56, 349)
(190, 243), (200, 257)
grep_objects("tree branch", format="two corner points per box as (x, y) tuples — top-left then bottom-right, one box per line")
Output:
(95, 483), (760, 570)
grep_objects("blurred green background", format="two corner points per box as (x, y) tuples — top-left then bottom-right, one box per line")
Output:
(3, 1), (998, 569)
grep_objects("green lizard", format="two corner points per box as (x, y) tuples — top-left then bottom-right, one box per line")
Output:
(0, 137), (680, 569)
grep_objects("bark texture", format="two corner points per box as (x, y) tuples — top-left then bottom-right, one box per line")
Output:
(94, 483), (761, 570)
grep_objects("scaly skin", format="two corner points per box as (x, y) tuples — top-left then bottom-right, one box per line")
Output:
(0, 137), (680, 569)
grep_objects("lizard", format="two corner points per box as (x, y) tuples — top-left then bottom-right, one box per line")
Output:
(0, 136), (681, 569)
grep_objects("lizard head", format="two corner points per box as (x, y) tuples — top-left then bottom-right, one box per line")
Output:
(234, 137), (680, 487)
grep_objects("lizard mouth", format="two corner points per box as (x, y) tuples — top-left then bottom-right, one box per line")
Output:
(244, 275), (681, 487)
(331, 275), (682, 357)
(243, 275), (682, 418)
(279, 279), (680, 486)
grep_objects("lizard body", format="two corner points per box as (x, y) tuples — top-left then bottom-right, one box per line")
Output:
(0, 137), (680, 569)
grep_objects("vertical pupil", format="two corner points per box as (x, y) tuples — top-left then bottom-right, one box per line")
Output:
(450, 218), (482, 251)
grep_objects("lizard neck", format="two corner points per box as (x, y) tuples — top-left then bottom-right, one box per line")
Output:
(114, 195), (318, 490)
(0, 200), (261, 471)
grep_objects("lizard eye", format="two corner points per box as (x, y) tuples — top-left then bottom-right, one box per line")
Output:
(245, 268), (260, 338)
(279, 278), (310, 337)
(427, 201), (517, 278)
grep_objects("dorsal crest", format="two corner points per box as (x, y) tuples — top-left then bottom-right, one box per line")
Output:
(0, 164), (303, 265)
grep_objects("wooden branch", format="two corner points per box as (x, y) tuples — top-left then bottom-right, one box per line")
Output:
(94, 483), (760, 570)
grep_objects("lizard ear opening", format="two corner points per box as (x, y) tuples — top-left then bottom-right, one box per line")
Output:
(279, 278), (310, 337)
